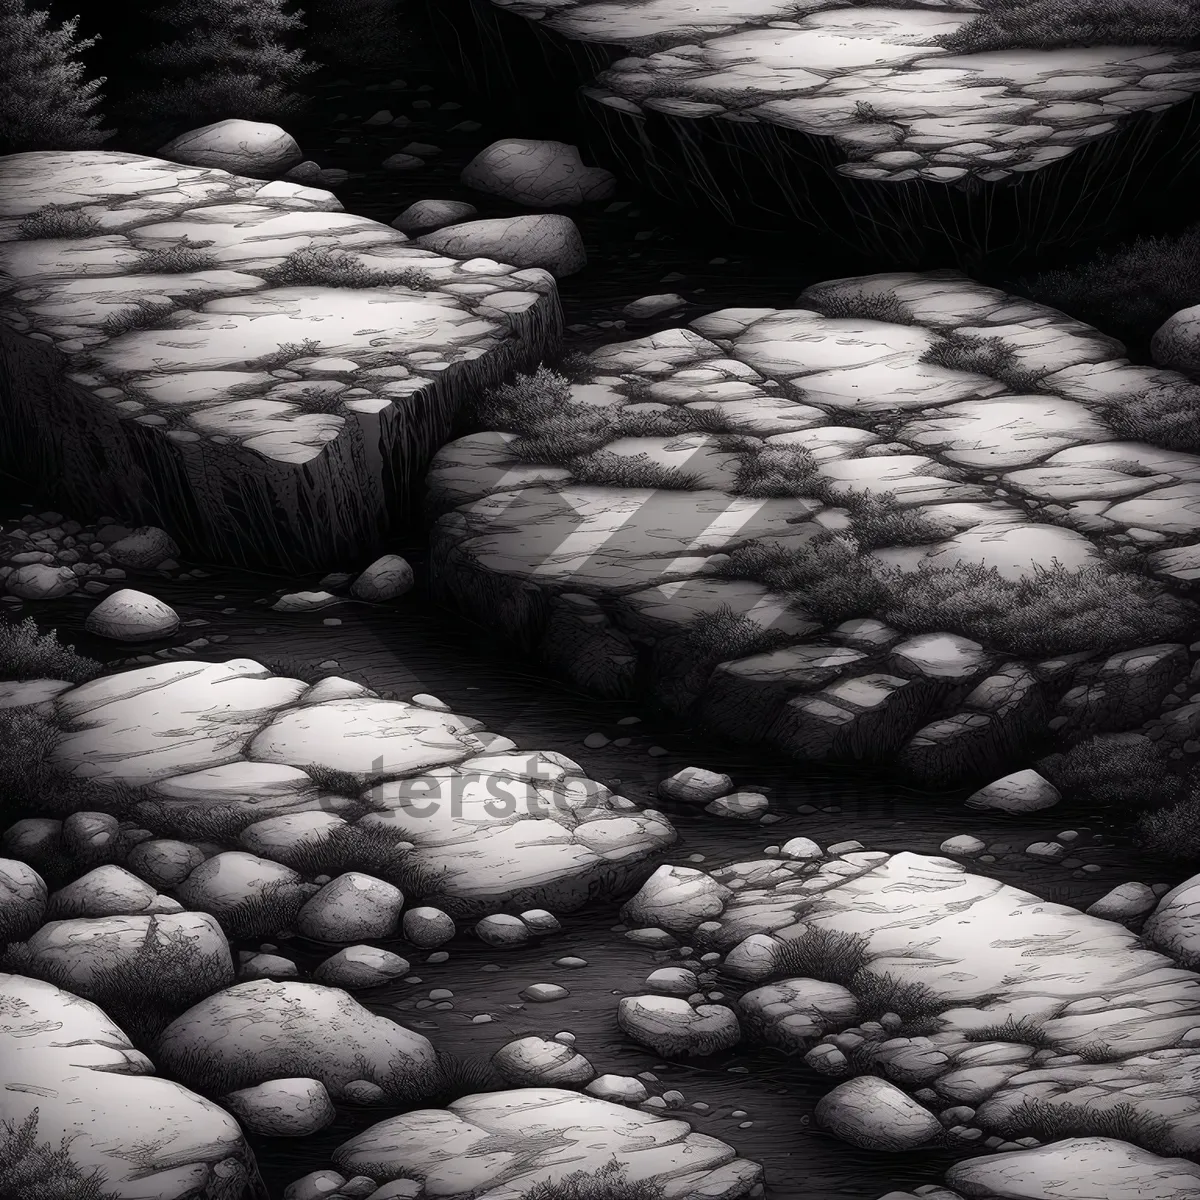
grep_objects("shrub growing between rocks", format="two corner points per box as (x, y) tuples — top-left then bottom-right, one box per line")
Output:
(1135, 795), (1200, 862)
(522, 1161), (665, 1200)
(131, 237), (219, 274)
(282, 822), (447, 898)
(804, 288), (918, 326)
(0, 708), (142, 826)
(989, 1097), (1177, 1155)
(1025, 224), (1200, 349)
(1039, 735), (1181, 811)
(0, 1110), (119, 1200)
(938, 0), (1198, 53)
(2, 918), (232, 1051)
(921, 331), (1047, 392)
(1104, 381), (1200, 453)
(262, 246), (433, 291)
(727, 542), (1198, 656)
(17, 204), (102, 240)
(569, 451), (703, 491)
(0, 617), (100, 683)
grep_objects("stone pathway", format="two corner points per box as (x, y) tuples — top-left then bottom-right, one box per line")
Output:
(0, 151), (560, 569)
(486, 1), (1200, 183)
(426, 271), (1200, 779)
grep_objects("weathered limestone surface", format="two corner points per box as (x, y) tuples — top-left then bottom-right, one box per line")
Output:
(0, 972), (253, 1199)
(330, 1088), (764, 1198)
(0, 151), (562, 569)
(621, 848), (1200, 1157)
(428, 272), (1200, 780)
(443, 0), (1200, 258)
(43, 658), (674, 917)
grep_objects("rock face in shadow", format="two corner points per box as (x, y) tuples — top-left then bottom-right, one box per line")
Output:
(0, 151), (561, 570)
(428, 0), (1200, 265)
(0, 972), (254, 1199)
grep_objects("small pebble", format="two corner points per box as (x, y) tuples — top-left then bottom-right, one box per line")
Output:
(427, 951), (449, 964)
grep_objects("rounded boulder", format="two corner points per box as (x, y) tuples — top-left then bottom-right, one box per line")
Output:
(85, 589), (180, 641)
(295, 872), (403, 941)
(815, 1076), (941, 1151)
(157, 120), (303, 177)
(222, 1077), (336, 1137)
(350, 555), (414, 602)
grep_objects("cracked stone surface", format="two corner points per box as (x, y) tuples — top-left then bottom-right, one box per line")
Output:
(427, 271), (1200, 775)
(42, 659), (675, 917)
(487, 0), (1200, 182)
(621, 848), (1200, 1157)
(0, 151), (561, 568)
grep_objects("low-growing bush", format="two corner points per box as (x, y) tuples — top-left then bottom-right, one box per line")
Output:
(1135, 794), (1200, 862)
(0, 707), (142, 820)
(0, 617), (100, 682)
(262, 246), (433, 291)
(1024, 224), (1200, 349)
(1104, 381), (1200, 453)
(288, 387), (347, 415)
(805, 287), (918, 325)
(989, 1097), (1176, 1155)
(852, 971), (947, 1032)
(522, 1161), (664, 1200)
(132, 237), (219, 274)
(100, 298), (176, 339)
(17, 205), (101, 239)
(0, 1110), (118, 1200)
(208, 879), (305, 940)
(938, 0), (1198, 53)
(253, 339), (323, 372)
(2, 918), (231, 1051)
(921, 331), (1047, 392)
(717, 536), (892, 626)
(569, 450), (703, 491)
(1039, 734), (1181, 810)
(843, 490), (951, 549)
(733, 444), (822, 498)
(281, 821), (446, 897)
(721, 541), (1196, 657)
(773, 927), (872, 988)
(884, 560), (1197, 657)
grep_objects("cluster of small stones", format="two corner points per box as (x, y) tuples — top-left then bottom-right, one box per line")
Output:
(0, 511), (185, 605)
(609, 848), (1200, 1162)
(489, 0), (1200, 182)
(428, 271), (1200, 780)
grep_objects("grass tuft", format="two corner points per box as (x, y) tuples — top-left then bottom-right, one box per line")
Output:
(568, 450), (703, 490)
(1104, 381), (1200, 453)
(100, 298), (176, 338)
(262, 246), (433, 290)
(253, 339), (323, 372)
(806, 288), (917, 325)
(2, 918), (232, 1052)
(921, 331), (1047, 392)
(17, 205), (101, 240)
(131, 237), (219, 273)
(521, 1161), (665, 1200)
(0, 617), (100, 683)
(938, 0), (1199, 52)
(989, 1098), (1177, 1155)
(774, 927), (872, 988)
(0, 1110), (119, 1200)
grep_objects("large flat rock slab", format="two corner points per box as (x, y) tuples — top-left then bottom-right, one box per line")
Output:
(428, 272), (1199, 771)
(42, 660), (674, 915)
(331, 1087), (764, 1199)
(0, 151), (561, 569)
(0, 972), (252, 1199)
(621, 849), (1200, 1156)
